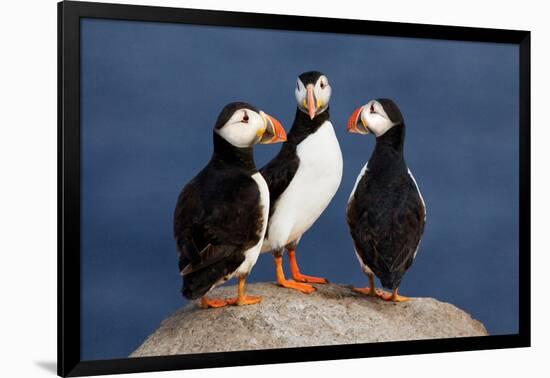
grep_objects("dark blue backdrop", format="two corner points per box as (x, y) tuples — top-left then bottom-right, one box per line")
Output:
(80, 18), (519, 360)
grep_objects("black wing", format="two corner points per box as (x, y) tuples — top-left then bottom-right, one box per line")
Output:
(173, 165), (265, 299)
(347, 171), (425, 289)
(259, 143), (299, 217)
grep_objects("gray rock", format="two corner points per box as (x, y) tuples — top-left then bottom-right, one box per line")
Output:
(130, 282), (488, 357)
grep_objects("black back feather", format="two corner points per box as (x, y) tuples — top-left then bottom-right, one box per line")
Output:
(346, 108), (425, 290)
(174, 133), (265, 299)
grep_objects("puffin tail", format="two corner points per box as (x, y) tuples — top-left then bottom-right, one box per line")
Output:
(379, 270), (405, 291)
(181, 272), (214, 300)
(180, 245), (244, 300)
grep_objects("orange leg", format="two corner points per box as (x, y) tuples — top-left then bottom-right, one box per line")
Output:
(226, 276), (262, 306)
(200, 296), (228, 309)
(288, 249), (328, 284)
(353, 274), (380, 297)
(274, 255), (316, 294)
(379, 288), (409, 303)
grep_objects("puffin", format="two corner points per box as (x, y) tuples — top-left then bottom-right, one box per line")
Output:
(174, 102), (287, 308)
(260, 71), (343, 294)
(346, 99), (426, 302)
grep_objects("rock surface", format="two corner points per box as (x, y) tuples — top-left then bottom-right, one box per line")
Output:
(130, 282), (487, 357)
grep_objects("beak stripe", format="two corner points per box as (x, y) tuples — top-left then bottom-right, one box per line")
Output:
(307, 85), (316, 120)
(347, 106), (366, 134)
(259, 112), (287, 144)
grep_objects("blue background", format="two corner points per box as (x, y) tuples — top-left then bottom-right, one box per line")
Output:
(80, 18), (519, 360)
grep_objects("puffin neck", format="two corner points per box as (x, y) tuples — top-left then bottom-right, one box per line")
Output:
(286, 107), (330, 146)
(369, 123), (406, 173)
(211, 132), (257, 173)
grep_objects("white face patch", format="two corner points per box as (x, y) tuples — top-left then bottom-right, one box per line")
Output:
(215, 108), (265, 148)
(295, 79), (307, 105)
(360, 100), (396, 137)
(294, 75), (331, 116)
(314, 75), (331, 111)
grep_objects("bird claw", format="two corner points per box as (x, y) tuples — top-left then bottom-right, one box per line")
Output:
(292, 274), (328, 284)
(378, 291), (409, 302)
(200, 297), (228, 309)
(277, 279), (316, 294)
(226, 295), (262, 306)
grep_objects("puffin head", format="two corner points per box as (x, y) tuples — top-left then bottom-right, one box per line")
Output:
(347, 98), (403, 137)
(214, 102), (287, 148)
(295, 71), (331, 120)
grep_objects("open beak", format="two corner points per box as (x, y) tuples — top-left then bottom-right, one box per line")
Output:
(259, 111), (287, 144)
(306, 84), (316, 120)
(347, 105), (369, 135)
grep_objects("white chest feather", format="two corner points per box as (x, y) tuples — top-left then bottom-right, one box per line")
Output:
(263, 121), (343, 251)
(234, 172), (270, 276)
(349, 162), (369, 204)
(408, 169), (426, 221)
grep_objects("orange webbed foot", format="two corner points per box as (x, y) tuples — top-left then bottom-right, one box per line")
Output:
(379, 289), (409, 302)
(277, 278), (316, 294)
(225, 276), (262, 306)
(200, 296), (228, 309)
(291, 273), (328, 284)
(274, 254), (316, 294)
(287, 249), (327, 284)
(226, 295), (262, 306)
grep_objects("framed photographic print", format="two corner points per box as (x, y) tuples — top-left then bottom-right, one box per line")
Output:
(58, 0), (530, 376)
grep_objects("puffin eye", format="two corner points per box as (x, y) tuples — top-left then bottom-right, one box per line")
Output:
(370, 103), (375, 113)
(320, 81), (326, 89)
(242, 111), (249, 123)
(296, 81), (300, 90)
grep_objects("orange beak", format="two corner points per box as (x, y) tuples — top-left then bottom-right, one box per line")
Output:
(306, 85), (316, 120)
(259, 112), (287, 144)
(347, 105), (368, 134)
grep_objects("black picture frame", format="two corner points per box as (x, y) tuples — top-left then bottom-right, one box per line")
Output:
(58, 1), (531, 376)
